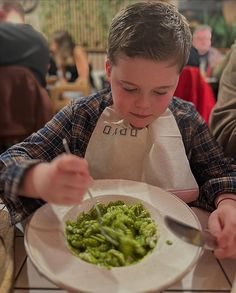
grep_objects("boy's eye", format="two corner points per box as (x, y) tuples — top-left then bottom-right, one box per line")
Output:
(123, 87), (137, 92)
(153, 91), (167, 96)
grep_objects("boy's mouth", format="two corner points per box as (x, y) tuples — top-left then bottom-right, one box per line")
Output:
(130, 112), (152, 119)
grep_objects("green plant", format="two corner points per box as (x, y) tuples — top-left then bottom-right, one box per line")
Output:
(203, 12), (236, 48)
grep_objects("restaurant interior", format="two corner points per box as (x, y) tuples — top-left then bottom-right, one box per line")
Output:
(0, 0), (236, 292)
(23, 0), (236, 119)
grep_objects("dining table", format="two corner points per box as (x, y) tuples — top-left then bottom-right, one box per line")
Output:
(1, 195), (236, 293)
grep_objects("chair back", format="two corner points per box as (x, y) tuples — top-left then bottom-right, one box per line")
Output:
(49, 81), (91, 113)
(0, 66), (53, 151)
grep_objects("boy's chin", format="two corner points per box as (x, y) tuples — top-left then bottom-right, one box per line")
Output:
(127, 117), (155, 129)
(130, 122), (149, 129)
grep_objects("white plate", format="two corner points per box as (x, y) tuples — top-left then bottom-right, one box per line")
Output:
(24, 179), (203, 293)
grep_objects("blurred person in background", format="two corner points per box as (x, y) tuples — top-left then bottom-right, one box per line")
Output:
(186, 46), (200, 67)
(210, 43), (236, 161)
(49, 30), (94, 89)
(174, 45), (216, 124)
(0, 1), (52, 153)
(192, 25), (223, 78)
(0, 0), (49, 87)
(212, 40), (236, 80)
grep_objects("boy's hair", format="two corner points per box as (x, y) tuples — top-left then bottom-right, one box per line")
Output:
(107, 1), (192, 72)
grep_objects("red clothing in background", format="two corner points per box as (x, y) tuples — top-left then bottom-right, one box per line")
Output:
(174, 66), (216, 124)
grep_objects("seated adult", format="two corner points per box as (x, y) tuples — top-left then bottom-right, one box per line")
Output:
(187, 46), (200, 68)
(0, 0), (49, 87)
(192, 25), (224, 78)
(49, 30), (92, 88)
(209, 44), (236, 161)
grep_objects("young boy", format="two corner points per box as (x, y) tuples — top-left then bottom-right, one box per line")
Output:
(0, 1), (236, 259)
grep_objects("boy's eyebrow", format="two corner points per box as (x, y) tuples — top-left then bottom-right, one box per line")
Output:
(121, 80), (175, 89)
(154, 85), (174, 90)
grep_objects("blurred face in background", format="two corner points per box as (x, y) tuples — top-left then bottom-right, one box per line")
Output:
(50, 40), (58, 54)
(192, 28), (212, 55)
(0, 9), (24, 23)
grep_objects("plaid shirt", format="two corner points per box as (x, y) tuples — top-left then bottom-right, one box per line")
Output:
(1, 87), (236, 224)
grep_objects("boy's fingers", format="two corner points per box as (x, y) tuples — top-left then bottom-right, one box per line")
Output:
(55, 154), (89, 173)
(214, 248), (228, 259)
(208, 211), (222, 236)
(209, 210), (236, 258)
(214, 241), (236, 259)
(60, 186), (87, 200)
(50, 187), (86, 205)
(40, 181), (92, 205)
(62, 175), (93, 190)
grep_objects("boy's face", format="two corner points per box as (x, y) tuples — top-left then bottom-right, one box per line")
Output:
(105, 56), (180, 129)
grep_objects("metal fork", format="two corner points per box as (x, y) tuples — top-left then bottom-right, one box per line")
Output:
(62, 138), (119, 246)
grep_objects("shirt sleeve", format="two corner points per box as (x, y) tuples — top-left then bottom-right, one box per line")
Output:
(171, 98), (236, 212)
(191, 113), (236, 211)
(209, 45), (236, 161)
(0, 89), (110, 224)
(0, 104), (74, 224)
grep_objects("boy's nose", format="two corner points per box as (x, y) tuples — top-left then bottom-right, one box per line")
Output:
(135, 95), (151, 109)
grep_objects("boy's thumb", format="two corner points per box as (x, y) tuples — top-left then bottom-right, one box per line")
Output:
(208, 213), (222, 237)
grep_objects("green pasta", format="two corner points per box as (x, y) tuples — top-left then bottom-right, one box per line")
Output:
(65, 200), (159, 268)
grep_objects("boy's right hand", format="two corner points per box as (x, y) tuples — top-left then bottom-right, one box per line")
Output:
(22, 154), (93, 205)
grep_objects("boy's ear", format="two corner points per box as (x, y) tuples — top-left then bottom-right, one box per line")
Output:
(105, 58), (111, 81)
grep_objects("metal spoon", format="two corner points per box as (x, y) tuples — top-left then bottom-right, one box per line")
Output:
(62, 138), (119, 246)
(164, 215), (217, 250)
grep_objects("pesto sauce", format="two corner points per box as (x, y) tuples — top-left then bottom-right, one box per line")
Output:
(65, 200), (159, 268)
